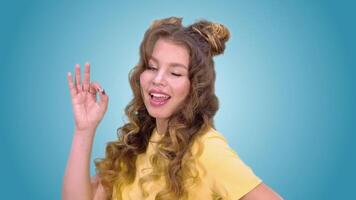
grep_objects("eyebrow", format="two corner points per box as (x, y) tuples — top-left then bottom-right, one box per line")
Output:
(149, 56), (188, 70)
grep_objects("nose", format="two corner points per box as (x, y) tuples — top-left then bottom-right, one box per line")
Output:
(152, 70), (167, 86)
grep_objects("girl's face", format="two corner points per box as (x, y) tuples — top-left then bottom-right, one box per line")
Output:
(140, 38), (190, 121)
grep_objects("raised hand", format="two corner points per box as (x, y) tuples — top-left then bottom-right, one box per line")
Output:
(67, 63), (109, 134)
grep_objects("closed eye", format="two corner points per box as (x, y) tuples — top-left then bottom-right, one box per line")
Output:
(171, 73), (182, 77)
(147, 66), (157, 71)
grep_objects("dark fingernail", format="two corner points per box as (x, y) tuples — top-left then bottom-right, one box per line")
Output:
(102, 89), (105, 95)
(97, 87), (104, 93)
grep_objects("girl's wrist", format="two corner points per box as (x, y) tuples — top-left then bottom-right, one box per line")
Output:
(74, 128), (96, 138)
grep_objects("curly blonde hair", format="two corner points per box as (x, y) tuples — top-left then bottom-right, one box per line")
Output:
(94, 16), (230, 199)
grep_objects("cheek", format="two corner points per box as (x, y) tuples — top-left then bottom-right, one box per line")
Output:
(175, 80), (190, 98)
(139, 72), (148, 88)
(139, 73), (149, 99)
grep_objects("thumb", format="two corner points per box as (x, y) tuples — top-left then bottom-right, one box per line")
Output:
(90, 82), (109, 111)
(97, 87), (109, 111)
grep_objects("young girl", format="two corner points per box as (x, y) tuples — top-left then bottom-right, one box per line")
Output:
(63, 17), (282, 200)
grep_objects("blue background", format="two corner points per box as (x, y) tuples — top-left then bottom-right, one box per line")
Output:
(1, 0), (355, 199)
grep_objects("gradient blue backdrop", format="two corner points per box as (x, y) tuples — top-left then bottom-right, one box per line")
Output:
(1, 0), (355, 199)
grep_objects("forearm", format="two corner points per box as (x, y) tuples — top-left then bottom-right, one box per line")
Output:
(62, 129), (95, 200)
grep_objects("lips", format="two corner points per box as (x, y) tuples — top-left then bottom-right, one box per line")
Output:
(148, 89), (171, 98)
(150, 92), (170, 99)
(148, 89), (171, 106)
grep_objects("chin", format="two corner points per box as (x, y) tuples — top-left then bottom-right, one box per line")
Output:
(147, 110), (171, 119)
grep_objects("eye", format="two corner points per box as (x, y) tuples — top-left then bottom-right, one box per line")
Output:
(171, 73), (182, 77)
(147, 65), (157, 71)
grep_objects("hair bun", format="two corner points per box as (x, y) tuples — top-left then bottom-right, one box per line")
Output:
(190, 20), (230, 56)
(150, 17), (183, 30)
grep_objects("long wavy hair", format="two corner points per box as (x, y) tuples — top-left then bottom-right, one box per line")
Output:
(94, 17), (230, 199)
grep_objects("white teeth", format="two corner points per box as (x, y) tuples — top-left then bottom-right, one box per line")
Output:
(150, 93), (170, 99)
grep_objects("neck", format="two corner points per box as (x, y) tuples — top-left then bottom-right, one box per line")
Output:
(156, 118), (168, 135)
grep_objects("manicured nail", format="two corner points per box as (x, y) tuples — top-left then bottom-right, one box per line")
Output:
(97, 87), (104, 93)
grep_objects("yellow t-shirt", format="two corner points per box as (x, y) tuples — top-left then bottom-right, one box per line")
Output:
(112, 127), (262, 200)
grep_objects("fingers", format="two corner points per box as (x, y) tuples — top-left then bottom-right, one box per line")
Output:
(90, 82), (106, 96)
(75, 64), (82, 92)
(72, 63), (90, 93)
(68, 63), (108, 110)
(90, 82), (109, 110)
(98, 88), (109, 113)
(83, 62), (90, 92)
(67, 72), (77, 98)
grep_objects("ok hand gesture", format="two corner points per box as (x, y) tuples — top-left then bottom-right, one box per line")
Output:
(67, 63), (109, 134)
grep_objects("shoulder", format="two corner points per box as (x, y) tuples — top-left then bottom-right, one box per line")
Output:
(191, 127), (263, 199)
(193, 126), (228, 146)
(190, 126), (248, 170)
(192, 127), (236, 158)
(200, 126), (228, 141)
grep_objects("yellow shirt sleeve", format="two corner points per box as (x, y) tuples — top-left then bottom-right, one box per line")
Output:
(199, 129), (262, 200)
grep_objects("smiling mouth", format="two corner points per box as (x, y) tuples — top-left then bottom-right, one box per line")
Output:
(149, 92), (171, 106)
(149, 92), (171, 99)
